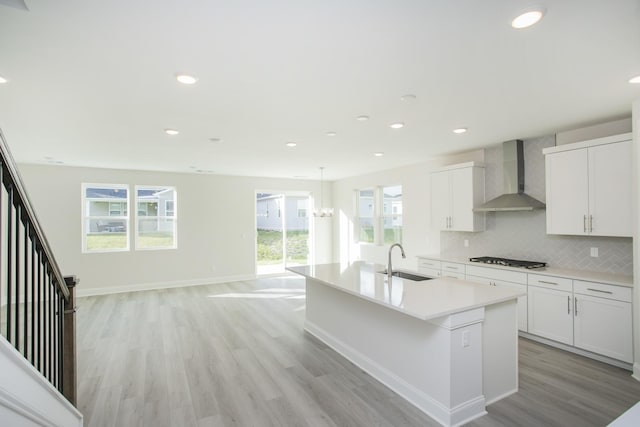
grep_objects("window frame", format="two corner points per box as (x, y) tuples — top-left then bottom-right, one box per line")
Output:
(134, 185), (178, 251)
(82, 183), (130, 253)
(355, 184), (403, 245)
(355, 188), (377, 244)
(381, 184), (403, 245)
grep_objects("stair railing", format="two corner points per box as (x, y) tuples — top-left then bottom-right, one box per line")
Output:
(0, 128), (77, 406)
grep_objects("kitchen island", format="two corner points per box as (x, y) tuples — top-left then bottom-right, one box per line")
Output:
(287, 261), (524, 427)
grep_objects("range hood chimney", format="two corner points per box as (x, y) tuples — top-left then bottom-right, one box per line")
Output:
(474, 140), (546, 212)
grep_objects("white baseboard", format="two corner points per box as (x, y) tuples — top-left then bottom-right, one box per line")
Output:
(76, 274), (257, 297)
(519, 332), (633, 371)
(632, 363), (640, 382)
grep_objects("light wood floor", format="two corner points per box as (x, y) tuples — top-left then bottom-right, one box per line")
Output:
(77, 276), (640, 427)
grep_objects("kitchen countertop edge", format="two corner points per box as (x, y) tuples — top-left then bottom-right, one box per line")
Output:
(416, 254), (633, 287)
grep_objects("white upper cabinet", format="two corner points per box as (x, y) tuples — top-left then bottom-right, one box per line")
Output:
(544, 134), (632, 237)
(430, 162), (485, 232)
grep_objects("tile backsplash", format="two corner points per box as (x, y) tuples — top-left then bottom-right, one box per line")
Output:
(440, 135), (633, 276)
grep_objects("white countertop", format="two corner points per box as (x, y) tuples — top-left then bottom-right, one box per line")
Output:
(417, 254), (634, 288)
(287, 261), (523, 321)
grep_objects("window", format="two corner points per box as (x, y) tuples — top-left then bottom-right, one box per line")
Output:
(355, 185), (403, 245)
(357, 189), (375, 243)
(382, 185), (402, 244)
(297, 199), (307, 217)
(135, 186), (177, 250)
(82, 184), (129, 252)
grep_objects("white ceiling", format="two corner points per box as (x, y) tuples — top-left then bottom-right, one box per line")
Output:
(0, 0), (639, 181)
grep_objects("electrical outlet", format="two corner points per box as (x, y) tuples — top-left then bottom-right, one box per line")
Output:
(590, 247), (599, 258)
(464, 239), (469, 248)
(462, 330), (470, 347)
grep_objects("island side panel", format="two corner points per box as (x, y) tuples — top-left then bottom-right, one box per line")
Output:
(304, 277), (487, 427)
(483, 299), (519, 404)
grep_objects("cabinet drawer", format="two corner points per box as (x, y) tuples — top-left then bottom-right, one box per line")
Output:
(574, 280), (632, 302)
(528, 274), (572, 292)
(442, 262), (465, 274)
(441, 271), (465, 280)
(417, 267), (441, 278)
(417, 258), (441, 270)
(465, 265), (527, 284)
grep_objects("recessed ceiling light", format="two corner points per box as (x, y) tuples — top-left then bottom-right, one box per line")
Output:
(453, 127), (468, 134)
(176, 74), (198, 85)
(326, 131), (337, 137)
(209, 137), (222, 143)
(0, 76), (7, 84)
(400, 94), (416, 101)
(165, 129), (179, 136)
(629, 75), (640, 84)
(286, 142), (297, 147)
(374, 152), (384, 157)
(511, 9), (545, 29)
(390, 122), (405, 129)
(356, 115), (370, 121)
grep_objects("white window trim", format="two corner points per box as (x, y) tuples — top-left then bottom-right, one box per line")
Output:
(81, 183), (130, 253)
(355, 184), (402, 246)
(134, 185), (177, 251)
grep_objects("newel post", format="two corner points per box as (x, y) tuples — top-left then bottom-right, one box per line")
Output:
(63, 275), (78, 406)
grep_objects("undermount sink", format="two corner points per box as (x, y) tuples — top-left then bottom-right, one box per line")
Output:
(378, 270), (433, 281)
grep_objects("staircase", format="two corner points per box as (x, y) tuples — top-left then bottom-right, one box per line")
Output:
(0, 129), (83, 426)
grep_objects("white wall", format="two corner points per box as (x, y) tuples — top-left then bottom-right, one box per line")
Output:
(17, 164), (332, 296)
(331, 150), (484, 270)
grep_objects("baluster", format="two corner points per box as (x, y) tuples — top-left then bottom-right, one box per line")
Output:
(44, 263), (48, 380)
(30, 232), (36, 365)
(58, 294), (64, 391)
(0, 160), (3, 332)
(15, 203), (21, 351)
(24, 219), (29, 361)
(7, 184), (13, 344)
(36, 248), (41, 372)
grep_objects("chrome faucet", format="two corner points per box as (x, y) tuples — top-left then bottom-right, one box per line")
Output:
(387, 243), (406, 283)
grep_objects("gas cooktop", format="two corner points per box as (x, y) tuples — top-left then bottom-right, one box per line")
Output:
(469, 256), (546, 269)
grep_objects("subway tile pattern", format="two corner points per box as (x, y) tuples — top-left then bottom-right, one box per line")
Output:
(441, 136), (633, 276)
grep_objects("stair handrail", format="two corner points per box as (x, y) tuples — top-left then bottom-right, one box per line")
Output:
(0, 129), (69, 299)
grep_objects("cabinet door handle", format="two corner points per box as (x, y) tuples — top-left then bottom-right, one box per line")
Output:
(589, 215), (593, 233)
(539, 280), (558, 285)
(574, 297), (578, 316)
(583, 215), (587, 233)
(567, 296), (571, 314)
(586, 288), (613, 294)
(445, 266), (457, 270)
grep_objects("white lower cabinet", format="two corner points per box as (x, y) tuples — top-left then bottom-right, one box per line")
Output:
(528, 275), (633, 363)
(417, 258), (466, 279)
(573, 281), (633, 363)
(441, 262), (465, 279)
(465, 265), (527, 332)
(417, 258), (441, 278)
(527, 285), (573, 345)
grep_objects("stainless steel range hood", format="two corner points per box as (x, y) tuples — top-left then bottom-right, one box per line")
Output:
(474, 140), (546, 212)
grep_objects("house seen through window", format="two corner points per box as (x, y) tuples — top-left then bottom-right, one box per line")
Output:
(82, 184), (177, 252)
(82, 184), (129, 252)
(136, 186), (177, 250)
(355, 185), (403, 245)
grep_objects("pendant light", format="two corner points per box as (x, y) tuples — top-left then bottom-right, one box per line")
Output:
(313, 167), (334, 217)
